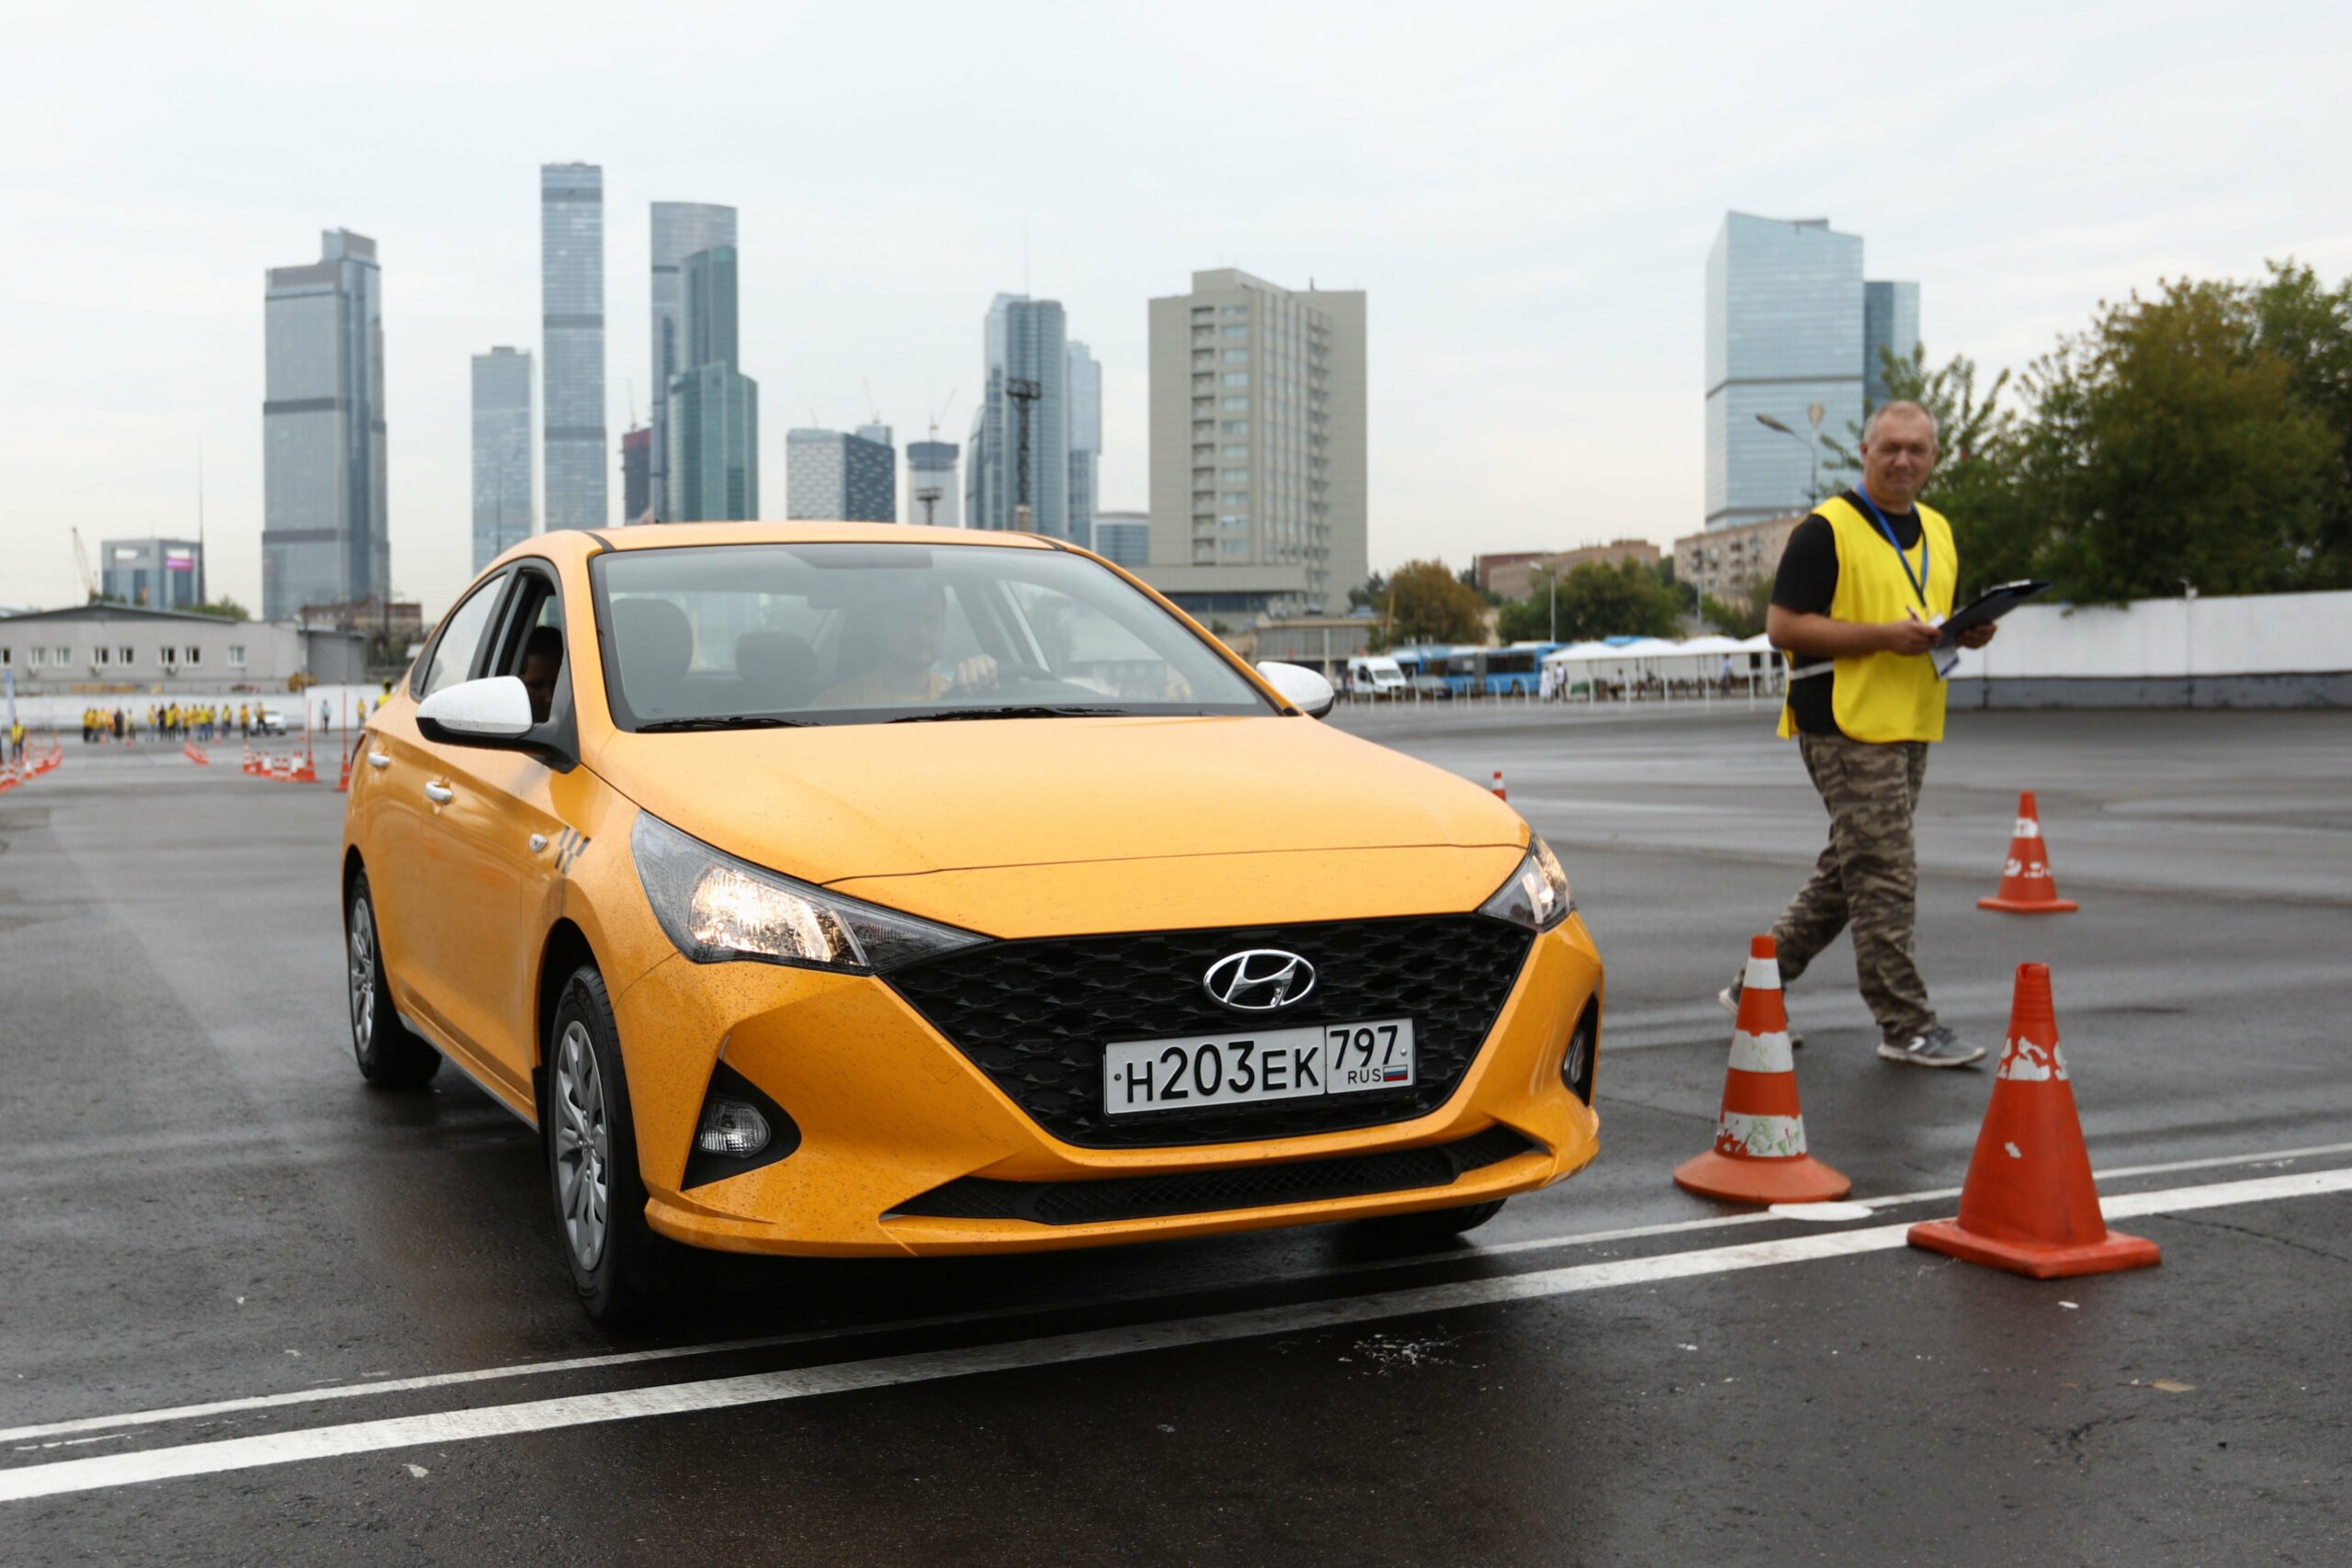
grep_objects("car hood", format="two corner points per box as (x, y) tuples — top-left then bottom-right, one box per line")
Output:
(590, 714), (1525, 888)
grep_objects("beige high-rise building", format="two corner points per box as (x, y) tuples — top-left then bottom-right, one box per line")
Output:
(1146, 269), (1366, 616)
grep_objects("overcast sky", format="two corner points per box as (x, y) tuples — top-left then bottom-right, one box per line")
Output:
(6, 0), (2347, 616)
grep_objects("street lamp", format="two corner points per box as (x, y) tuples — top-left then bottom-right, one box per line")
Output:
(1757, 405), (1826, 509)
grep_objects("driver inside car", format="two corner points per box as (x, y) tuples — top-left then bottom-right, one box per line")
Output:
(814, 582), (998, 707)
(519, 626), (564, 725)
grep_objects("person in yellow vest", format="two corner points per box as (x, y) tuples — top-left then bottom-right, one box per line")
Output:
(1723, 401), (1999, 1069)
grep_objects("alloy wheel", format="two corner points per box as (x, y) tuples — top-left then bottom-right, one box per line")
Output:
(552, 1020), (610, 1270)
(347, 898), (376, 1053)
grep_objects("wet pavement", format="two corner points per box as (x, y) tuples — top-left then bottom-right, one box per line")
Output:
(3, 709), (2348, 1564)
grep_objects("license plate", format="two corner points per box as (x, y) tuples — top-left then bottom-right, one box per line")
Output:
(1102, 1019), (1417, 1117)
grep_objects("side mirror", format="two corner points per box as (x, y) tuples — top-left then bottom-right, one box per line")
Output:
(416, 675), (535, 744)
(1257, 660), (1336, 719)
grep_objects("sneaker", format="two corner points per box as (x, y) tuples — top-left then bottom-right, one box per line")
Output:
(1716, 982), (1804, 1048)
(1877, 1025), (1985, 1069)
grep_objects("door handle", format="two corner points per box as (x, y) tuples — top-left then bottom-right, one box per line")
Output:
(423, 782), (455, 805)
(368, 751), (391, 771)
(528, 833), (548, 853)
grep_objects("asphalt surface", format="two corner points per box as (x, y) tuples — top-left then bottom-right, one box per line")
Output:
(3, 708), (2348, 1565)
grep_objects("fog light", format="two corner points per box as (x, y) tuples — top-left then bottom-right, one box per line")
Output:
(1563, 1011), (1597, 1104)
(695, 1099), (772, 1157)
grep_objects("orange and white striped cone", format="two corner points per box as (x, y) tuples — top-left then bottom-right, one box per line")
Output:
(336, 749), (352, 792)
(1490, 769), (1507, 801)
(290, 750), (316, 784)
(1909, 964), (2158, 1278)
(1978, 791), (2078, 913)
(1673, 935), (1851, 1204)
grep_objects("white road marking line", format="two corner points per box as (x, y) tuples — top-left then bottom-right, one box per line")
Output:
(6, 1138), (2349, 1449)
(4, 1166), (2349, 1505)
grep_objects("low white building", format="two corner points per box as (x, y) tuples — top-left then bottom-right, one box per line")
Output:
(0, 604), (368, 699)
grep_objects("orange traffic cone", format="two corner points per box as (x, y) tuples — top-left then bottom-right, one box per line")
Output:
(291, 750), (316, 784)
(336, 749), (352, 792)
(1490, 769), (1506, 801)
(1673, 936), (1850, 1203)
(1979, 791), (2078, 913)
(1909, 964), (2158, 1279)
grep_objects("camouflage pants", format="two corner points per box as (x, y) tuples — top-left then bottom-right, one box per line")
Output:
(1770, 732), (1937, 1042)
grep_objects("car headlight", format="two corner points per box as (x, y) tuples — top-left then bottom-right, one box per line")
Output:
(631, 812), (986, 972)
(1479, 832), (1574, 931)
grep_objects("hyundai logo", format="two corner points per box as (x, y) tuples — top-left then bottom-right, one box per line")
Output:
(1203, 949), (1317, 1012)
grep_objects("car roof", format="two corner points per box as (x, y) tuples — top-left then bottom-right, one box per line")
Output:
(504, 523), (1062, 564)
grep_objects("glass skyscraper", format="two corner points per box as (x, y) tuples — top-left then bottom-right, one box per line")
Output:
(471, 346), (535, 572)
(1864, 280), (1922, 408)
(665, 245), (759, 521)
(648, 202), (738, 522)
(1705, 212), (1919, 530)
(1066, 340), (1101, 552)
(540, 163), (606, 531)
(262, 228), (388, 622)
(967, 294), (1069, 538)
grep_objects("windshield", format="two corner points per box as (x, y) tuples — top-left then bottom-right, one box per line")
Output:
(590, 542), (1275, 729)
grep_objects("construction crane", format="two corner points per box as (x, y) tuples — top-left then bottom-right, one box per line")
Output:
(71, 525), (98, 602)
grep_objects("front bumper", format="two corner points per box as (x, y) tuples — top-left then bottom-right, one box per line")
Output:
(619, 914), (1603, 1257)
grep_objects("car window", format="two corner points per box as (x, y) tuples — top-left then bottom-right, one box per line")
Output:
(591, 543), (1272, 728)
(415, 576), (507, 700)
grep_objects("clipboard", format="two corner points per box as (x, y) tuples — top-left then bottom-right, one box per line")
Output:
(1931, 580), (2048, 676)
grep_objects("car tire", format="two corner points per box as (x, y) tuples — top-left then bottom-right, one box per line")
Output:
(1357, 1198), (1506, 1244)
(545, 965), (669, 1325)
(345, 871), (440, 1089)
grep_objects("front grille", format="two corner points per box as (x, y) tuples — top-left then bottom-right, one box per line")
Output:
(884, 914), (1533, 1148)
(891, 1124), (1540, 1225)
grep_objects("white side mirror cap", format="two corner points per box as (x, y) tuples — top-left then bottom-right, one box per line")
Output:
(416, 675), (535, 740)
(1256, 660), (1336, 719)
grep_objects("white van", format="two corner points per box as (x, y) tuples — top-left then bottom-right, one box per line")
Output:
(1343, 656), (1408, 700)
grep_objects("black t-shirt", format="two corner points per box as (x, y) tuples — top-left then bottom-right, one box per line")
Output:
(1771, 490), (1924, 738)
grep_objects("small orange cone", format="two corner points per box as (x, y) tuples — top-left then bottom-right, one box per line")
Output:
(1490, 769), (1506, 801)
(1674, 936), (1850, 1203)
(336, 748), (352, 792)
(1909, 964), (2158, 1279)
(1979, 791), (2078, 913)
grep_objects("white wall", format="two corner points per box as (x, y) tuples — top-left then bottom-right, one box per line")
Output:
(1948, 591), (2352, 681)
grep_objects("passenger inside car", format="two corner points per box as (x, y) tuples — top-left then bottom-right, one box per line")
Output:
(813, 583), (998, 707)
(520, 626), (563, 725)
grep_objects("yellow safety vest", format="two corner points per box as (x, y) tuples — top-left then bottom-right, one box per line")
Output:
(1778, 494), (1958, 743)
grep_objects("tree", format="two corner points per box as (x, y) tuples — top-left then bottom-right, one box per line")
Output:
(1699, 574), (1774, 637)
(2025, 277), (2335, 603)
(1381, 558), (1488, 647)
(187, 596), (251, 621)
(1345, 571), (1389, 612)
(1497, 558), (1680, 642)
(2250, 262), (2352, 588)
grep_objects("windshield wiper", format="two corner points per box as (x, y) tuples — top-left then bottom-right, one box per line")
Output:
(887, 705), (1131, 723)
(636, 715), (813, 732)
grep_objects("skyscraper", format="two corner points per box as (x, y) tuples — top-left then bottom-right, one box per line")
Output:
(1705, 213), (1921, 530)
(967, 293), (1069, 537)
(1067, 340), (1101, 552)
(101, 539), (205, 610)
(541, 163), (606, 531)
(649, 202), (738, 521)
(262, 228), (388, 622)
(665, 245), (759, 521)
(1864, 279), (1921, 408)
(620, 424), (651, 524)
(1146, 267), (1368, 614)
(1090, 510), (1149, 568)
(907, 438), (960, 526)
(471, 346), (535, 573)
(786, 428), (894, 521)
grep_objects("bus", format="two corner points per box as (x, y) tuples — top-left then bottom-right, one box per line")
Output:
(1387, 645), (1480, 698)
(1478, 642), (1566, 695)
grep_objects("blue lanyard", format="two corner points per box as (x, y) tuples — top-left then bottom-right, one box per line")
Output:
(1852, 487), (1929, 609)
